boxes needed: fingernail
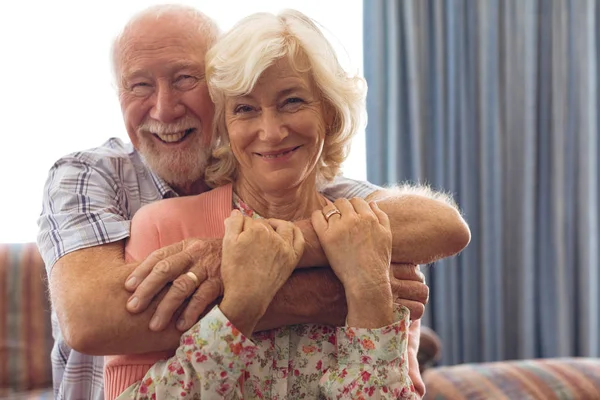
[127,296,139,310]
[126,277,138,289]
[150,315,161,331]
[231,209,240,216]
[177,318,186,330]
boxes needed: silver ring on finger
[323,208,342,222]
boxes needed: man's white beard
[139,142,211,190]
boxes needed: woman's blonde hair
[204,9,366,187]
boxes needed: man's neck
[173,179,211,196]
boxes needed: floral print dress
[117,196,417,400]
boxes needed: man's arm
[367,185,471,264]
[298,185,470,266]
[50,240,184,355]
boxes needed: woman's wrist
[345,283,395,329]
[220,293,269,337]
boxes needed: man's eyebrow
[122,62,205,80]
[170,61,205,72]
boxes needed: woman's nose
[258,109,288,143]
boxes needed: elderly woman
[106,10,446,399]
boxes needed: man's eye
[175,75,199,90]
[130,83,152,96]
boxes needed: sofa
[1,243,599,400]
[0,243,53,399]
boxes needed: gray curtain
[364,0,599,366]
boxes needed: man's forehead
[118,30,207,77]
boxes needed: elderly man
[37,4,469,400]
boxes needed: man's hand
[124,238,223,332]
[391,263,429,319]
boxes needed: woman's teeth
[260,148,298,158]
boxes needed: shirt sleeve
[320,306,419,399]
[36,156,130,272]
[320,176,381,201]
[117,306,258,400]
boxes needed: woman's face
[225,57,327,194]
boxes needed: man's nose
[258,110,288,143]
[149,83,186,123]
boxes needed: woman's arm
[117,306,258,399]
[320,305,418,399]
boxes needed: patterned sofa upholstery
[423,354,600,399]
[0,243,53,399]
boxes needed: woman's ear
[322,101,337,135]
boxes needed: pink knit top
[104,184,234,400]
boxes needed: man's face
[117,17,215,190]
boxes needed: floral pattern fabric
[118,306,416,399]
[117,195,417,399]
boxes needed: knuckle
[151,248,169,261]
[170,276,194,296]
[412,304,425,319]
[154,260,174,276]
[333,198,347,208]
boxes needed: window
[0,0,365,242]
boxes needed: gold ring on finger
[185,271,200,287]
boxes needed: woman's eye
[234,105,254,114]
[282,97,304,109]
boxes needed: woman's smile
[253,145,302,162]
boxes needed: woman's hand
[219,210,304,337]
[312,198,394,328]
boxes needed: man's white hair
[110,4,220,88]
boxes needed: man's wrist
[294,219,327,267]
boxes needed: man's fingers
[177,278,222,331]
[125,243,182,291]
[148,271,202,331]
[391,279,429,305]
[391,263,425,283]
[126,251,194,313]
[396,300,425,320]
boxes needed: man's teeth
[156,131,187,143]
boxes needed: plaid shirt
[37,137,379,400]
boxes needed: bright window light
[0,0,365,243]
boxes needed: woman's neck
[234,175,326,221]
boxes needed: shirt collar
[148,168,178,199]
